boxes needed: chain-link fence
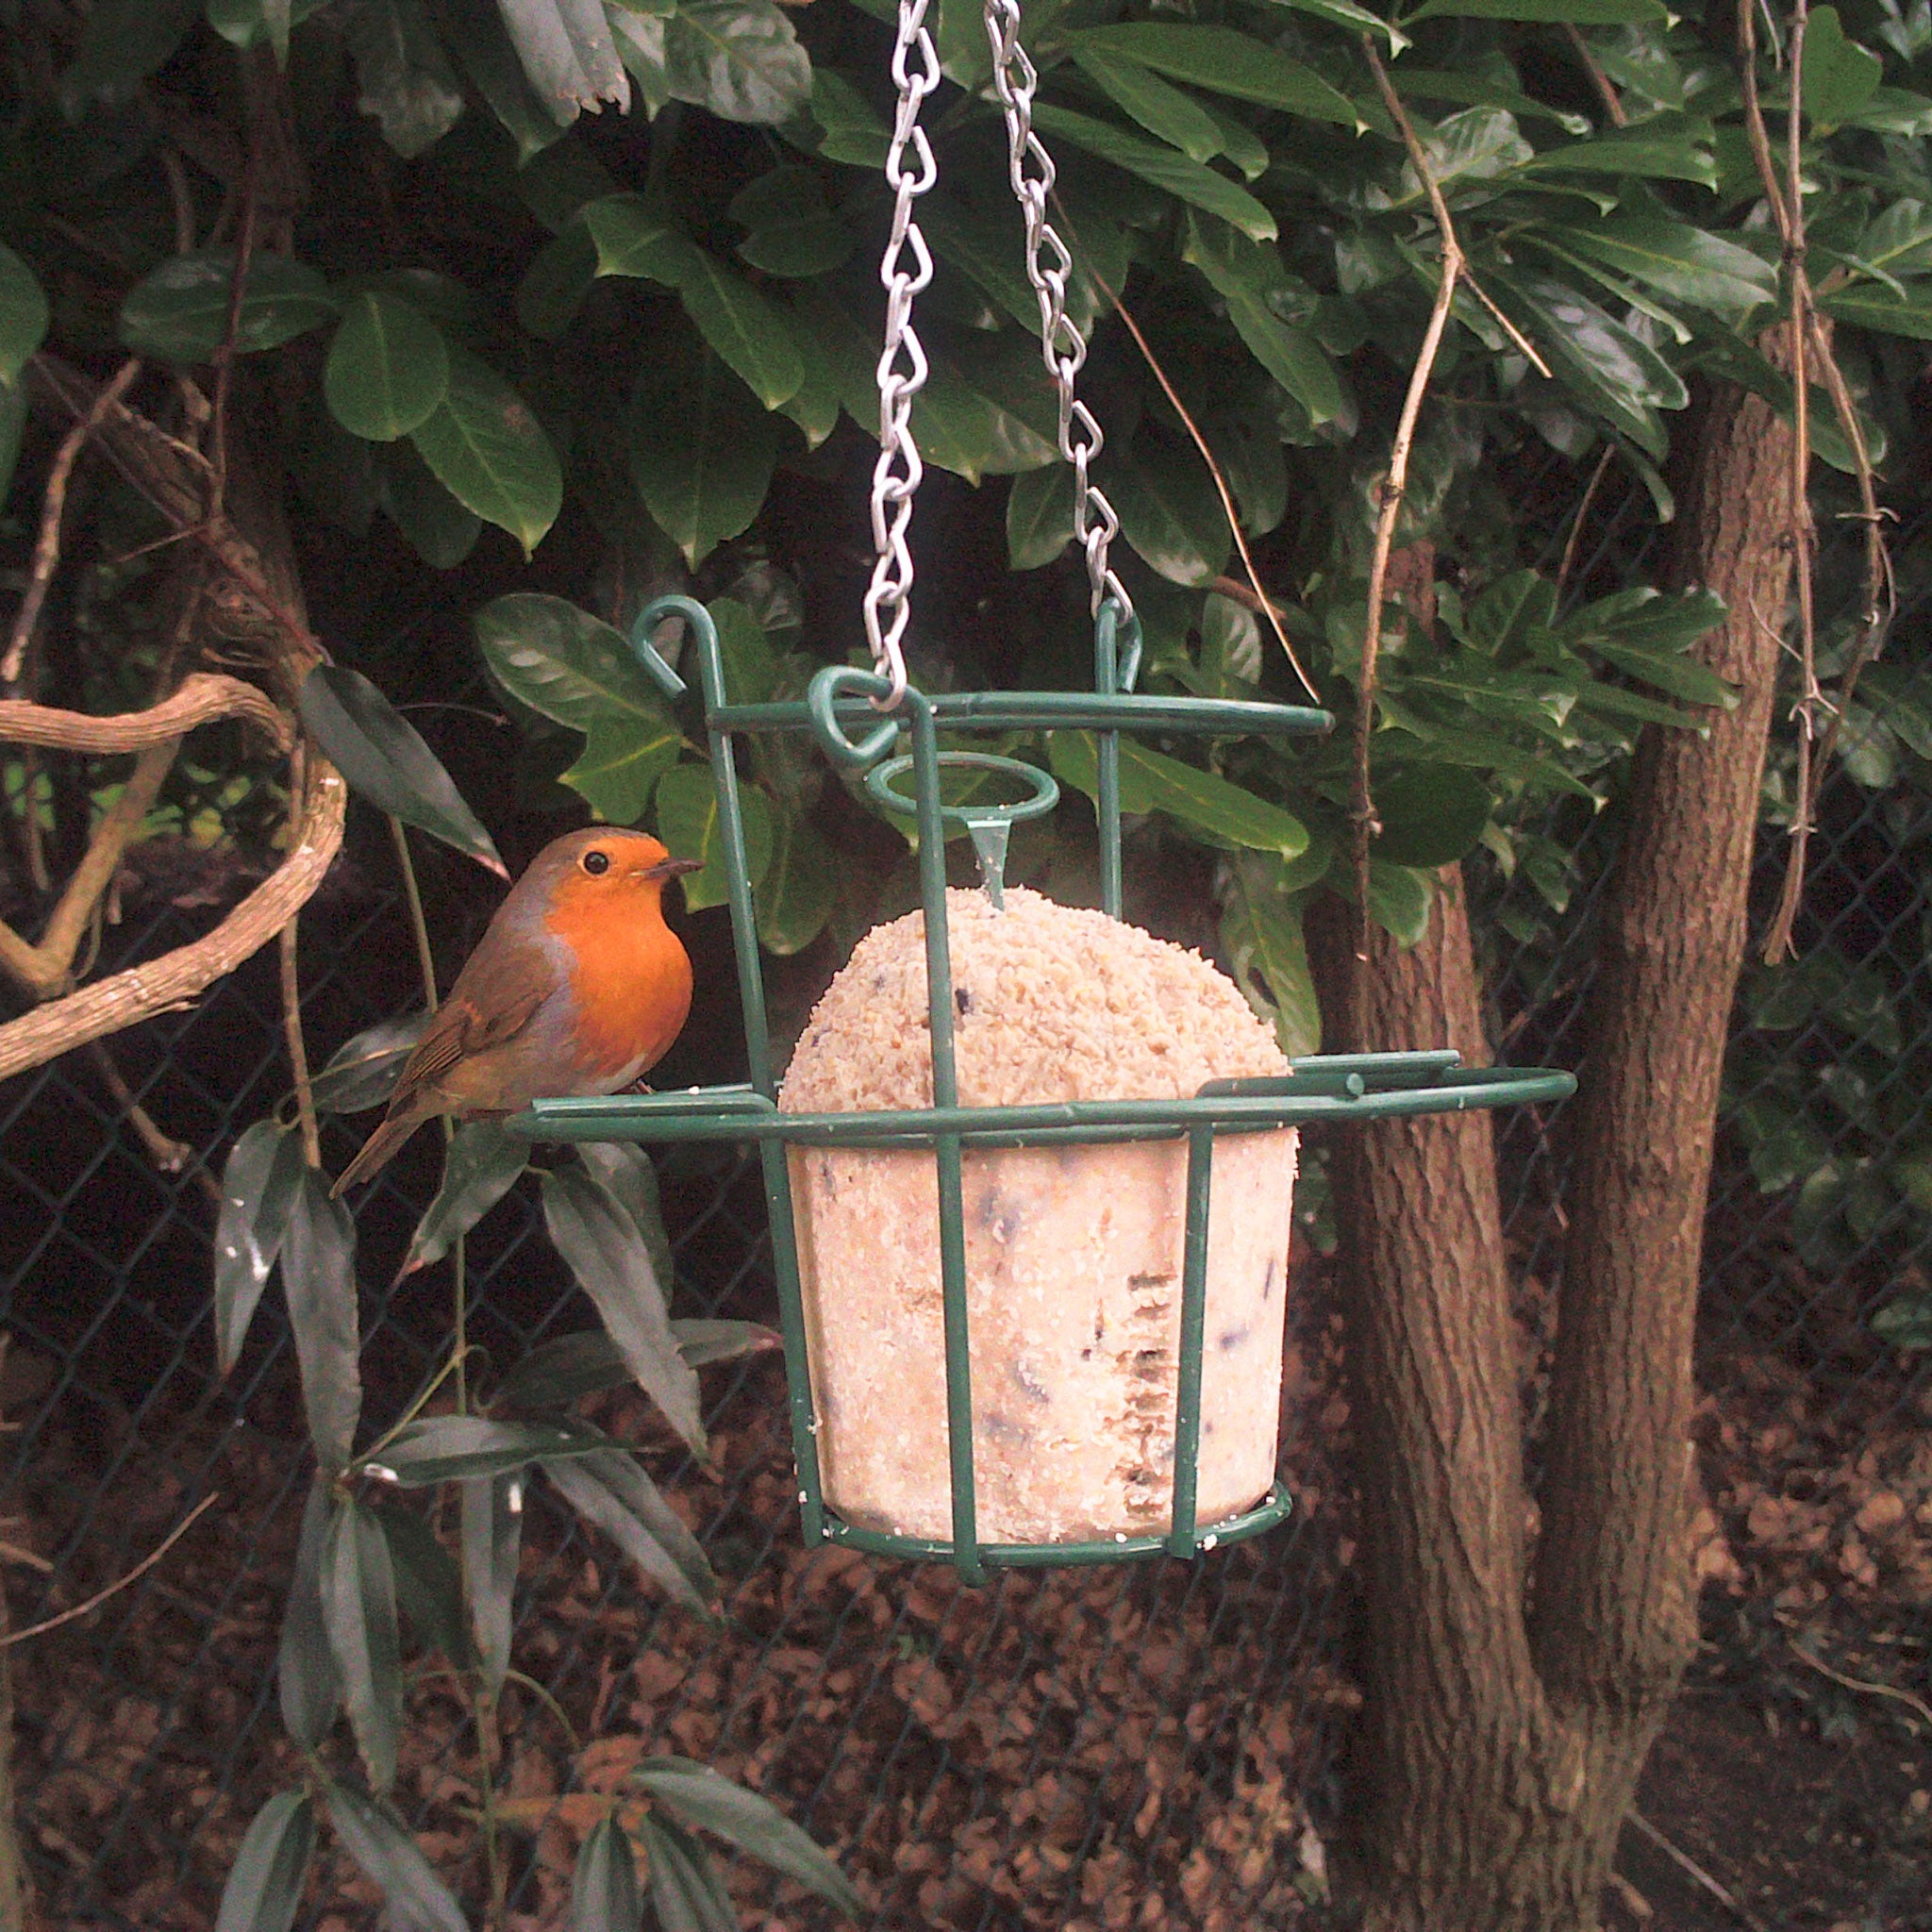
[4,639,1929,1928]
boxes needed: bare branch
[1563,23,1629,127]
[0,1494,219,1649]
[0,671,291,755]
[1556,445,1618,600]
[2,358,143,685]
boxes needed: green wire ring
[864,750,1061,830]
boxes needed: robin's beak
[647,856,704,881]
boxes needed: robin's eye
[582,849,610,876]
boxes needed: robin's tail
[330,1105,432,1199]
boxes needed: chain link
[861,0,942,710]
[984,0,1132,629]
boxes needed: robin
[331,827,701,1197]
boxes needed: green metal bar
[1095,602,1126,919]
[820,1482,1291,1569]
[517,1066,1578,1143]
[713,691,1331,738]
[629,597,828,1546]
[1167,1126,1214,1558]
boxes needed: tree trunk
[1307,366,1794,1929]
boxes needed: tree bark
[1307,372,1794,1927]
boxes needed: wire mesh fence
[3,641,1929,1927]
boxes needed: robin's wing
[389,926,559,1112]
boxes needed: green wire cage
[512,593,1575,1585]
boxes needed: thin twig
[1787,1634,1932,1730]
[1556,445,1618,601]
[0,1493,218,1648]
[1354,43,1466,1038]
[1627,1811,1772,1932]
[84,1039,222,1203]
[2,358,143,685]
[1047,194,1322,705]
[208,155,258,526]
[1563,23,1629,127]
[280,748,323,1170]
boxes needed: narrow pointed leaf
[572,1815,643,1932]
[1070,46,1225,163]
[1108,441,1231,587]
[375,1415,614,1484]
[279,1481,343,1750]
[380,441,483,567]
[325,291,450,441]
[324,1782,471,1932]
[409,348,562,556]
[582,194,704,284]
[397,1124,528,1278]
[574,1143,675,1286]
[322,1500,402,1793]
[299,665,506,875]
[120,250,337,364]
[639,1813,738,1932]
[1065,25,1357,125]
[215,1791,316,1932]
[312,1014,429,1115]
[677,254,803,409]
[541,1164,705,1453]
[442,0,569,160]
[282,1172,362,1471]
[633,1757,862,1913]
[1051,734,1307,859]
[756,805,837,956]
[460,1473,522,1697]
[373,1496,475,1669]
[541,1450,717,1613]
[215,1122,306,1374]
[0,244,49,386]
[1224,857,1323,1057]
[496,0,631,119]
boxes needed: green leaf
[324,291,450,441]
[541,1164,706,1454]
[215,1792,314,1932]
[119,250,337,364]
[58,0,195,114]
[1407,0,1664,19]
[672,1318,781,1366]
[1592,641,1736,708]
[1547,218,1775,315]
[1065,25,1357,126]
[1371,764,1491,867]
[1527,124,1718,190]
[442,0,570,160]
[496,0,631,120]
[409,347,563,556]
[572,1816,643,1932]
[282,1173,362,1472]
[729,168,853,278]
[581,193,703,284]
[803,69,890,167]
[324,1782,471,1932]
[1819,283,1932,341]
[1367,860,1433,946]
[215,1121,307,1375]
[629,337,780,566]
[341,0,466,158]
[678,254,803,409]
[1028,104,1277,242]
[656,762,774,912]
[0,244,49,386]
[475,593,683,824]
[575,1142,677,1292]
[460,1474,521,1699]
[1070,46,1225,163]
[299,665,507,875]
[633,1757,862,1913]
[396,1123,528,1279]
[322,1500,402,1793]
[1224,858,1322,1057]
[312,1014,429,1115]
[1802,8,1883,127]
[756,805,836,955]
[711,596,778,705]
[1051,735,1307,859]
[656,0,812,125]
[278,1482,343,1752]
[379,441,483,568]
[1007,465,1074,571]
[1181,217,1342,424]
[1266,0,1407,52]
[376,1415,611,1484]
[543,1450,718,1613]
[0,376,26,510]
[640,1813,737,1932]
[373,1497,475,1669]
[1108,440,1231,588]
[498,1324,776,1410]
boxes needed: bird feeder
[512,0,1574,1582]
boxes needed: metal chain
[984,0,1132,629]
[862,0,942,711]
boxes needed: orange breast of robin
[542,878,694,1083]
